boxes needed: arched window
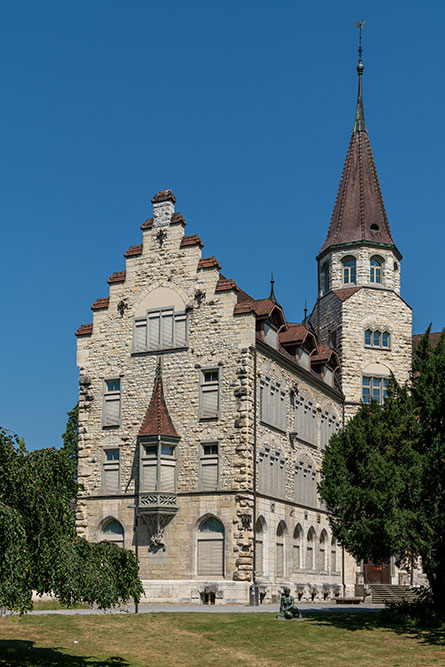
[102,519,124,546]
[320,263,330,295]
[319,529,328,572]
[293,524,303,572]
[342,257,356,285]
[276,521,287,578]
[255,517,266,577]
[331,536,338,573]
[370,256,383,284]
[306,527,315,570]
[197,517,224,578]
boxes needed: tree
[319,329,445,612]
[61,403,79,480]
[0,429,143,613]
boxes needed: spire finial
[353,19,366,133]
[269,270,277,304]
[303,300,308,326]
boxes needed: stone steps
[369,584,419,605]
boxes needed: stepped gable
[318,54,398,258]
[75,323,93,337]
[91,297,109,311]
[124,244,143,258]
[181,234,204,248]
[151,189,176,204]
[138,364,179,438]
[215,277,238,293]
[198,257,221,270]
[107,271,126,284]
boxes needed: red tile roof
[140,217,153,230]
[331,287,362,302]
[75,323,93,337]
[138,366,179,438]
[107,271,126,284]
[180,234,204,248]
[412,331,443,354]
[310,346,340,367]
[91,297,109,311]
[234,301,256,315]
[151,189,176,204]
[171,212,186,226]
[198,256,221,270]
[279,324,308,345]
[215,277,238,293]
[124,244,143,258]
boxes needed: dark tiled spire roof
[138,363,179,438]
[318,57,398,258]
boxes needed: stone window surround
[199,440,220,491]
[101,444,121,494]
[195,514,226,579]
[362,374,389,405]
[341,255,357,285]
[259,375,287,433]
[198,367,220,421]
[369,255,384,284]
[364,327,392,350]
[102,377,122,429]
[100,516,125,547]
[139,436,178,494]
[131,306,188,355]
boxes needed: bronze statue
[277,587,301,620]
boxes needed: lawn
[0,611,443,667]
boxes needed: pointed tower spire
[269,270,277,304]
[138,361,179,437]
[318,23,400,260]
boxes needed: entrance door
[363,561,390,584]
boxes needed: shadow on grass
[0,639,129,667]
[304,611,445,647]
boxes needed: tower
[310,34,412,420]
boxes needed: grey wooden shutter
[201,459,218,491]
[293,543,300,571]
[104,465,119,493]
[148,312,160,350]
[134,318,147,353]
[201,384,219,419]
[174,313,187,347]
[161,310,173,349]
[264,322,277,348]
[104,394,120,426]
[197,539,223,577]
[142,462,157,492]
[276,543,284,577]
[256,539,263,576]
[160,461,176,492]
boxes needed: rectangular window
[382,332,390,347]
[200,442,219,491]
[260,376,286,431]
[362,376,389,405]
[373,331,381,347]
[364,330,371,346]
[103,449,120,493]
[199,369,220,420]
[258,448,285,498]
[103,379,121,427]
[133,308,188,353]
[140,441,177,493]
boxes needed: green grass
[0,611,443,666]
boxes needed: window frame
[139,437,178,493]
[341,256,357,285]
[260,375,287,433]
[102,446,121,494]
[199,368,220,421]
[102,378,122,429]
[132,306,188,355]
[362,375,389,405]
[199,441,220,491]
[364,328,392,350]
[196,516,225,579]
[370,255,384,284]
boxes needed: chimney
[151,190,176,228]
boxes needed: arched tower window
[255,517,266,577]
[342,257,356,285]
[306,527,316,570]
[319,529,328,572]
[276,521,287,578]
[197,517,224,578]
[102,519,124,546]
[370,256,383,284]
[293,524,303,572]
[320,263,330,295]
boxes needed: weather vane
[354,19,365,64]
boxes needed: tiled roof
[171,212,186,225]
[140,217,153,230]
[151,190,176,204]
[311,345,338,365]
[234,301,256,315]
[318,69,398,258]
[138,365,179,438]
[412,331,443,354]
[107,271,126,284]
[180,234,204,248]
[279,324,308,345]
[75,323,93,337]
[198,256,221,270]
[215,277,238,293]
[331,287,362,302]
[91,297,109,311]
[124,244,143,258]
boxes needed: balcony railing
[138,492,178,514]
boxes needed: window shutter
[197,539,223,577]
[256,540,263,576]
[201,460,218,491]
[134,318,147,353]
[104,466,119,493]
[276,543,284,577]
[201,385,219,419]
[104,395,120,427]
[293,544,300,571]
[160,461,175,492]
[142,462,157,492]
[174,313,187,347]
[148,313,160,350]
[161,310,173,349]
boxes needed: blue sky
[1,1,443,450]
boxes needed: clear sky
[1,1,443,450]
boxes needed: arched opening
[342,256,356,285]
[293,524,303,572]
[276,521,287,578]
[370,256,383,284]
[319,529,328,572]
[306,527,316,570]
[331,536,338,573]
[102,518,124,546]
[255,517,266,578]
[320,263,330,295]
[197,516,224,578]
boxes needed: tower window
[362,376,389,404]
[320,263,330,295]
[370,256,383,284]
[370,224,380,231]
[364,329,391,350]
[342,257,356,285]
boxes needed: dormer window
[263,321,277,349]
[370,256,383,284]
[342,257,356,285]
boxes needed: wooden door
[363,561,390,584]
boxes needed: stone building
[74,54,423,602]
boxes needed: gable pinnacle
[269,270,277,304]
[353,19,366,134]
